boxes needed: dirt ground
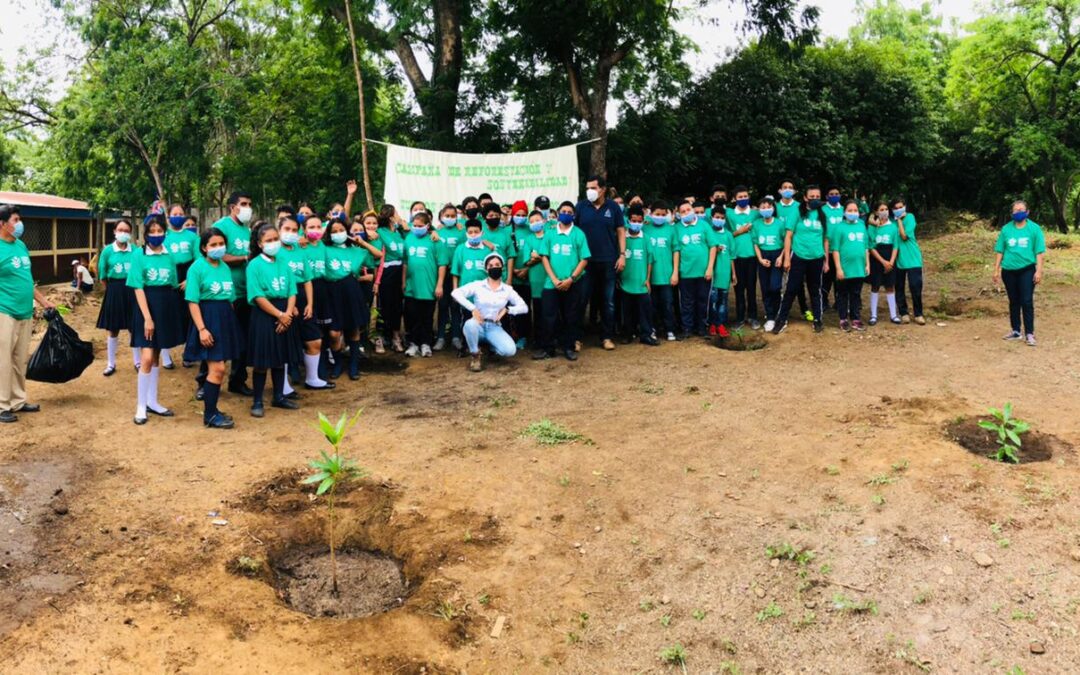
[2,218,1079,674]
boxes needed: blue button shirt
[573,198,625,263]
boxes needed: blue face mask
[557,213,574,225]
[184,226,198,233]
[827,195,841,206]
[628,222,643,233]
[680,213,697,225]
[467,235,482,245]
[759,208,775,219]
[11,220,24,239]
[1012,210,1029,223]
[207,246,226,261]
[529,222,544,233]
[735,198,750,208]
[331,231,348,245]
[650,215,667,226]
[440,217,456,227]
[892,207,906,219]
[808,199,822,210]
[780,189,795,200]
[844,213,860,222]
[146,234,166,248]
[168,215,187,228]
[296,213,308,225]
[512,216,527,226]
[280,231,300,246]
[712,218,726,230]
[412,226,429,237]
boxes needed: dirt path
[1,226,1078,674]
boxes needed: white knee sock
[869,292,879,320]
[282,365,295,396]
[886,293,898,319]
[304,354,327,387]
[147,366,167,413]
[161,350,174,367]
[134,348,141,368]
[136,371,149,419]
[107,336,118,368]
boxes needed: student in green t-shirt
[279,215,334,391]
[164,204,201,369]
[752,196,786,332]
[775,185,829,335]
[374,212,406,354]
[355,212,386,353]
[775,178,811,321]
[820,185,846,310]
[183,227,241,429]
[646,200,678,340]
[211,190,255,394]
[619,205,658,345]
[481,202,516,278]
[129,215,183,425]
[828,200,870,332]
[245,222,298,418]
[96,218,137,376]
[728,185,759,328]
[993,200,1046,346]
[673,200,716,338]
[514,211,549,348]
[534,201,590,361]
[706,209,736,338]
[507,200,532,349]
[866,201,901,326]
[892,196,925,326]
[322,218,369,379]
[433,203,466,351]
[402,212,447,357]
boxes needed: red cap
[512,200,528,215]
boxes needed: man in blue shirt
[574,175,626,351]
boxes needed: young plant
[979,402,1031,463]
[658,643,687,670]
[301,410,369,596]
[521,419,586,445]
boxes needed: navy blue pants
[1001,265,1035,335]
[622,292,654,339]
[778,255,824,324]
[757,250,784,320]
[651,285,676,335]
[836,278,863,322]
[583,260,618,340]
[733,257,758,322]
[541,283,584,352]
[895,267,924,318]
[679,277,710,335]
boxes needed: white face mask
[586,188,600,202]
[237,206,253,224]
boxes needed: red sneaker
[717,325,730,338]
[708,325,717,336]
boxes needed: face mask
[467,235,482,246]
[877,212,889,222]
[306,229,323,242]
[487,266,503,280]
[296,213,308,225]
[735,198,750,208]
[412,226,429,237]
[712,218,726,230]
[281,231,300,246]
[1012,210,1029,223]
[10,220,24,239]
[680,213,696,225]
[115,232,131,244]
[537,209,550,220]
[237,206,253,224]
[844,213,860,222]
[168,215,187,228]
[331,231,348,245]
[780,189,795,200]
[557,213,574,225]
[512,216,527,226]
[146,234,166,248]
[627,222,643,234]
[808,199,822,210]
[262,241,282,257]
[892,207,906,219]
[465,208,479,219]
[586,188,600,202]
[650,215,666,225]
[184,226,198,234]
[759,208,775,219]
[529,222,544,233]
[827,195,841,206]
[351,230,365,241]
[440,217,456,227]
[207,246,227,261]
[484,217,501,228]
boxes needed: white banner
[382,142,580,212]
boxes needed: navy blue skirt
[327,276,369,333]
[96,278,134,332]
[184,300,242,363]
[312,278,333,326]
[248,297,302,369]
[131,285,184,349]
[294,290,323,343]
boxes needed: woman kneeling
[450,253,529,372]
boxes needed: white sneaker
[666,332,676,342]
[420,344,433,357]
[750,319,762,330]
[764,320,775,332]
[433,337,446,351]
[405,343,419,357]
[451,337,463,351]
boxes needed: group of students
[91,178,1046,429]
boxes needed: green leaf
[1011,421,1030,434]
[302,471,330,484]
[316,476,335,495]
[1005,429,1021,446]
[977,421,999,431]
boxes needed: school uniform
[776,199,810,316]
[619,233,654,340]
[403,233,447,348]
[995,220,1046,336]
[304,241,332,326]
[0,237,35,415]
[894,213,924,319]
[515,233,549,344]
[376,228,405,337]
[539,225,591,354]
[279,244,321,343]
[435,226,465,344]
[707,225,735,328]
[647,221,677,337]
[776,209,827,326]
[868,222,898,290]
[212,215,252,389]
[820,203,846,306]
[481,226,516,282]
[728,207,760,323]
[246,253,299,369]
[828,220,869,323]
[674,217,712,336]
[752,217,785,320]
[323,243,367,334]
[96,242,135,332]
[183,256,241,364]
[128,247,184,349]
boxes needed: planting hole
[944,418,1063,464]
[272,547,411,619]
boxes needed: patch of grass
[824,465,841,476]
[913,589,932,605]
[577,612,589,628]
[433,599,463,621]
[793,610,817,628]
[557,474,571,487]
[1010,609,1035,622]
[488,394,517,408]
[765,542,815,566]
[639,599,655,612]
[891,459,910,472]
[866,473,896,487]
[719,662,741,674]
[658,643,687,667]
[659,614,672,627]
[566,631,580,644]
[819,563,833,575]
[635,383,665,395]
[832,593,879,615]
[477,593,491,606]
[871,494,886,507]
[756,602,784,622]
[691,608,706,621]
[892,639,931,672]
[233,555,263,576]
[522,419,587,445]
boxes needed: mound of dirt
[272,547,409,618]
[716,332,768,351]
[944,418,1068,464]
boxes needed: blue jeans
[583,260,617,340]
[757,250,784,320]
[1001,265,1035,334]
[463,318,517,357]
[708,287,729,328]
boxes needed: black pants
[1001,265,1035,335]
[778,256,824,324]
[733,257,758,322]
[836,278,863,322]
[678,277,710,335]
[651,285,676,335]
[757,250,784,320]
[404,297,435,347]
[229,299,251,388]
[821,262,837,308]
[511,284,532,342]
[622,292,654,338]
[378,265,404,336]
[541,283,584,352]
[583,260,618,340]
[895,267,924,318]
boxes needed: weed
[636,383,665,395]
[793,610,817,628]
[979,402,1031,463]
[488,394,517,408]
[756,602,784,622]
[639,599,655,612]
[719,662,741,674]
[871,494,886,506]
[463,529,472,543]
[1007,666,1026,675]
[702,401,713,411]
[659,614,672,627]
[658,643,687,669]
[866,473,895,486]
[577,612,589,628]
[692,608,706,621]
[832,593,879,615]
[824,465,841,476]
[892,639,931,672]
[566,631,580,644]
[891,459,910,472]
[477,594,491,606]
[434,599,461,621]
[558,474,571,487]
[913,589,932,605]
[233,555,262,576]
[1010,609,1035,621]
[522,419,587,445]
[765,542,815,566]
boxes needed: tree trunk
[427,0,465,149]
[343,0,375,211]
[587,107,609,178]
[1048,178,1069,233]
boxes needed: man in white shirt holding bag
[451,253,528,372]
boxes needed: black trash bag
[26,309,95,383]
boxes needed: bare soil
[2,223,1080,674]
[272,548,408,618]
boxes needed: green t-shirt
[517,234,548,299]
[380,229,405,264]
[127,247,179,289]
[728,207,759,259]
[165,228,200,266]
[0,238,34,320]
[995,221,1046,270]
[246,254,297,304]
[787,210,826,260]
[821,204,846,236]
[776,200,801,230]
[895,214,923,269]
[620,234,652,295]
[452,243,491,287]
[540,226,591,290]
[403,234,446,300]
[829,220,869,279]
[646,223,676,286]
[482,226,516,260]
[98,243,134,280]
[674,219,711,278]
[305,242,328,280]
[213,216,251,294]
[184,257,236,303]
[708,226,735,290]
[869,221,899,248]
[278,244,312,284]
[751,217,785,252]
[357,238,384,273]
[438,225,465,256]
[323,244,361,281]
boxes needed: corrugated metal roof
[0,191,92,210]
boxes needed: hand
[373,283,380,295]
[514,269,527,280]
[865,264,870,277]
[836,268,845,281]
[732,274,738,286]
[483,240,496,250]
[557,278,572,291]
[645,282,651,293]
[529,250,539,261]
[278,312,292,328]
[704,268,713,281]
[434,286,443,300]
[883,262,893,273]
[180,281,187,292]
[275,321,289,334]
[368,230,379,241]
[430,231,441,243]
[199,327,215,348]
[1034,269,1042,285]
[670,273,679,286]
[144,317,155,341]
[759,258,771,268]
[783,257,791,271]
[346,180,358,195]
[495,309,507,323]
[823,260,830,275]
[614,256,626,272]
[992,269,1001,284]
[303,305,313,320]
[472,309,483,323]
[291,306,300,317]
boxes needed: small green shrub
[521,419,586,445]
[979,402,1030,463]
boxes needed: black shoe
[182,360,195,368]
[284,391,301,401]
[640,336,660,346]
[18,403,40,413]
[195,386,205,401]
[133,416,148,425]
[147,407,174,417]
[771,322,787,335]
[204,413,235,429]
[271,398,300,410]
[304,381,336,390]
[349,372,360,381]
[813,321,824,333]
[103,365,116,377]
[531,349,553,360]
[564,349,578,361]
[677,332,690,341]
[250,404,265,418]
[0,411,16,423]
[162,362,175,370]
[228,383,254,396]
